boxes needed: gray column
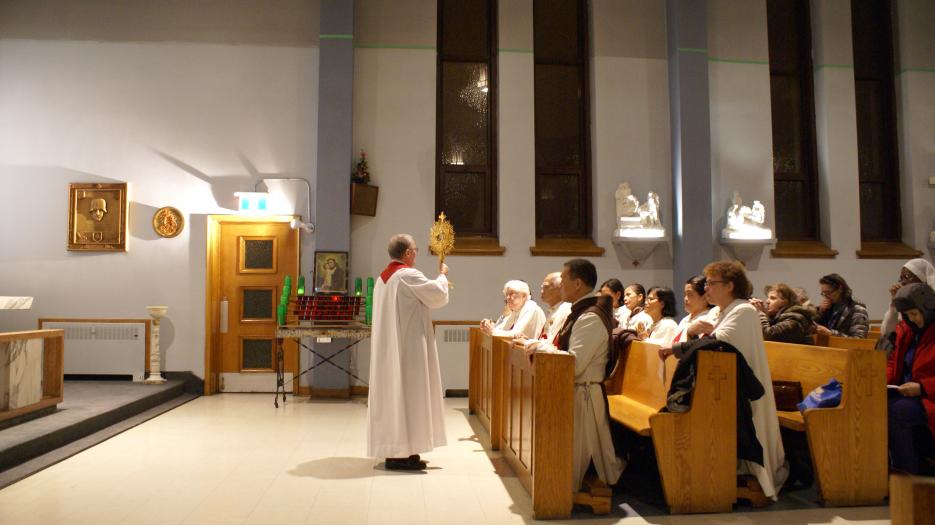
[307,0,355,394]
[667,0,715,303]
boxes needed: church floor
[0,395,890,525]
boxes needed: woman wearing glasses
[658,260,788,501]
[881,259,935,340]
[815,273,870,339]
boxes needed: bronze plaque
[67,183,128,251]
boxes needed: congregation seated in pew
[881,258,935,340]
[521,259,625,492]
[816,273,870,339]
[620,283,652,334]
[671,275,713,344]
[752,282,817,345]
[538,271,571,343]
[659,260,789,501]
[886,283,935,475]
[643,286,678,343]
[479,280,545,338]
[599,278,628,327]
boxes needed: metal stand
[274,324,371,407]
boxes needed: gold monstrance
[430,212,455,286]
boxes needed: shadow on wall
[0,165,123,262]
[149,148,247,212]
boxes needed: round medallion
[152,206,184,238]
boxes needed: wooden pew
[606,341,739,513]
[890,473,935,525]
[814,333,877,351]
[764,341,887,505]
[500,343,575,519]
[468,328,510,450]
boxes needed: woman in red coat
[887,283,935,474]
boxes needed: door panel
[218,221,298,392]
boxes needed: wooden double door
[207,217,299,393]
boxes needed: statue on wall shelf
[722,191,772,240]
[614,182,665,239]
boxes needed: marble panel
[0,338,43,410]
[0,296,33,310]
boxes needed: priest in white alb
[367,233,449,470]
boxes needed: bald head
[540,271,563,307]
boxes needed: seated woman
[753,283,816,344]
[881,259,935,339]
[887,283,935,474]
[644,286,678,343]
[672,275,712,344]
[599,278,627,326]
[815,273,869,339]
[622,283,652,335]
[480,280,546,338]
[658,261,788,500]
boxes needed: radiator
[435,325,470,392]
[40,320,147,381]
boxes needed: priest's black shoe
[385,456,427,470]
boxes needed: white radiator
[40,321,147,381]
[435,325,470,392]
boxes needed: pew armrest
[777,410,805,431]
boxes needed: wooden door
[216,219,299,392]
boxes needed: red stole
[380,261,409,283]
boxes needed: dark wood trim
[530,237,605,257]
[308,387,352,399]
[433,320,483,327]
[856,241,923,259]
[771,240,838,258]
[450,235,505,255]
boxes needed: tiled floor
[0,395,890,524]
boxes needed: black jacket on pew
[666,337,765,466]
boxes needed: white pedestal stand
[145,306,168,384]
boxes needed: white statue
[723,191,772,240]
[638,192,661,229]
[615,182,640,218]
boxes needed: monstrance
[430,212,455,286]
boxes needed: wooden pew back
[766,341,849,396]
[814,333,877,351]
[614,341,674,408]
[501,343,575,519]
[764,341,888,505]
[468,329,510,450]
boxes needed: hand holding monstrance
[430,212,455,287]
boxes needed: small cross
[708,365,728,401]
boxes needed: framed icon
[67,183,128,251]
[313,251,348,294]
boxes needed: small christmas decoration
[352,150,371,184]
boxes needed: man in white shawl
[660,260,788,500]
[539,271,572,343]
[519,259,625,491]
[367,233,449,470]
[480,280,546,338]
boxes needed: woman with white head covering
[480,280,546,338]
[881,259,935,338]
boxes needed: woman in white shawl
[881,259,935,338]
[672,275,713,344]
[658,261,788,500]
[480,280,546,338]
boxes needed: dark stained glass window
[533,0,590,238]
[436,0,497,237]
[767,0,821,241]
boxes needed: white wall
[0,1,320,379]
[707,0,934,315]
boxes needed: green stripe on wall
[900,67,935,74]
[708,57,769,65]
[499,48,534,54]
[677,47,708,54]
[354,43,436,50]
[320,34,353,40]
